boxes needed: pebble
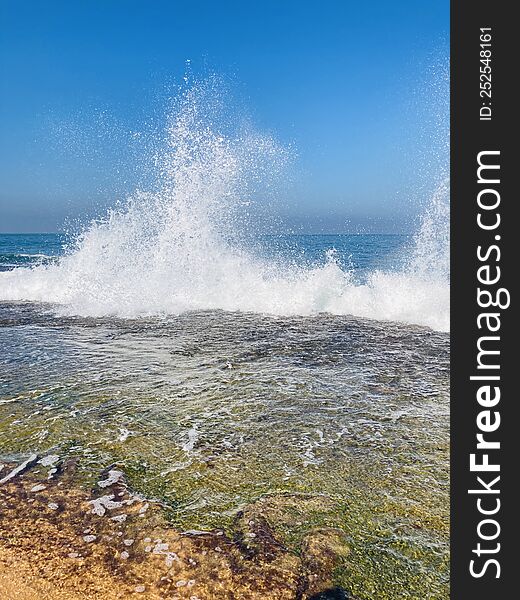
[120,551,129,560]
[118,428,131,442]
[30,484,46,492]
[111,514,127,523]
[98,470,125,489]
[39,455,59,467]
[48,502,59,511]
[124,539,134,546]
[165,552,179,567]
[88,494,124,516]
[134,585,146,593]
[83,535,97,543]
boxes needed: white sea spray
[0,78,449,331]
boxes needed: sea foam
[0,79,449,331]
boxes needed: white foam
[182,426,199,453]
[0,79,449,331]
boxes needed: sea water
[0,78,449,598]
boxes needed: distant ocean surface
[0,233,66,270]
[0,232,410,273]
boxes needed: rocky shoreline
[0,455,353,599]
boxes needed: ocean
[0,81,449,598]
[0,231,450,597]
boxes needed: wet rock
[0,454,38,484]
[234,512,287,560]
[98,469,125,489]
[30,484,47,492]
[88,494,125,516]
[0,473,339,600]
[301,528,351,597]
[39,454,60,467]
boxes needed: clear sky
[0,0,449,234]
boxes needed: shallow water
[0,302,449,598]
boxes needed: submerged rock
[0,461,354,599]
[301,528,351,597]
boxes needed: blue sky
[0,0,448,233]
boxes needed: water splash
[0,79,449,331]
[409,176,450,279]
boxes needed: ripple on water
[0,303,449,598]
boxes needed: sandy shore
[0,550,128,600]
